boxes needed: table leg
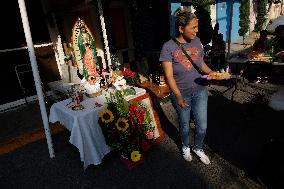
[231,77,238,101]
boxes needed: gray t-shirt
[159,38,206,95]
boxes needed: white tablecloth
[49,87,146,169]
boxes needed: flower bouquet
[98,90,154,165]
[122,68,139,86]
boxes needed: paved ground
[0,100,261,189]
[1,79,283,188]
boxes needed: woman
[159,10,214,165]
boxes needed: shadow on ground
[206,90,284,189]
[153,84,284,189]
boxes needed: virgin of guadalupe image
[72,18,100,86]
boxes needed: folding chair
[15,64,47,104]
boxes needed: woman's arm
[162,61,188,108]
[200,58,213,74]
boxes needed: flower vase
[118,154,145,169]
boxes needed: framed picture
[131,93,165,144]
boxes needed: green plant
[255,0,268,32]
[193,1,214,45]
[239,0,250,44]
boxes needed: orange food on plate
[208,72,231,80]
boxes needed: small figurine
[112,75,127,91]
[81,77,101,96]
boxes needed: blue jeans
[170,88,208,150]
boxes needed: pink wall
[249,0,257,32]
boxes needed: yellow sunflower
[115,117,129,131]
[131,151,141,162]
[99,109,114,124]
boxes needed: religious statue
[72,18,102,95]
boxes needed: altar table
[49,87,162,169]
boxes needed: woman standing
[159,10,214,165]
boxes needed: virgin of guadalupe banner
[72,18,100,85]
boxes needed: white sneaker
[182,146,192,162]
[254,77,261,83]
[192,148,210,165]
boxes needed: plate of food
[248,51,273,63]
[202,72,231,80]
[196,72,233,86]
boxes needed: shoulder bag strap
[172,38,203,74]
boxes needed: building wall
[211,3,217,28]
[216,0,240,42]
[0,0,59,105]
[231,1,240,41]
[249,0,256,33]
[170,1,240,42]
[104,0,135,65]
[268,1,284,20]
[170,2,181,37]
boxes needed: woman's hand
[208,71,218,75]
[177,96,189,109]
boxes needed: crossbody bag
[172,38,204,75]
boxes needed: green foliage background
[255,0,268,32]
[238,0,250,36]
[192,0,214,45]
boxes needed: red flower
[129,116,134,123]
[146,131,154,140]
[137,109,145,124]
[129,104,137,114]
[139,108,145,116]
[129,72,135,78]
[137,115,144,124]
[123,68,136,78]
